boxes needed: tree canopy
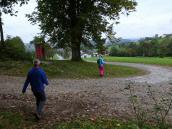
[0,36,33,60]
[28,0,137,61]
[109,34,172,57]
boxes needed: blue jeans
[33,91,46,114]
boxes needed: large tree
[0,0,28,47]
[28,0,137,61]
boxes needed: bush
[0,36,34,61]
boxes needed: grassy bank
[0,60,145,78]
[0,111,34,129]
[1,111,171,129]
[53,119,157,129]
[87,57,172,66]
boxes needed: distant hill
[25,43,35,52]
[118,38,140,44]
[105,38,140,46]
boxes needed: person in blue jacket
[22,59,48,120]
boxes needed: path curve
[1,62,172,124]
[105,62,172,84]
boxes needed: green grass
[0,60,145,78]
[0,111,34,129]
[87,57,172,66]
[1,111,171,129]
[0,111,162,129]
[53,119,159,129]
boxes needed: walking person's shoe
[34,112,42,120]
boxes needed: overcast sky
[2,0,172,43]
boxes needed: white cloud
[113,0,172,38]
[2,0,40,43]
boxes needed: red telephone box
[35,44,45,59]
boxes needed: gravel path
[106,62,172,84]
[1,62,172,126]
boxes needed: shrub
[0,36,33,61]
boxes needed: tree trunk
[69,0,82,61]
[0,15,5,47]
[71,43,81,61]
[70,29,82,61]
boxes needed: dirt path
[106,62,172,84]
[1,62,172,127]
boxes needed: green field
[0,60,145,78]
[87,57,172,66]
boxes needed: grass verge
[0,60,145,78]
[0,111,34,129]
[0,111,169,129]
[53,119,158,129]
[87,57,172,66]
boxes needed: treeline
[0,35,63,61]
[109,34,172,57]
[0,36,34,60]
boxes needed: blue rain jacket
[22,67,48,93]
